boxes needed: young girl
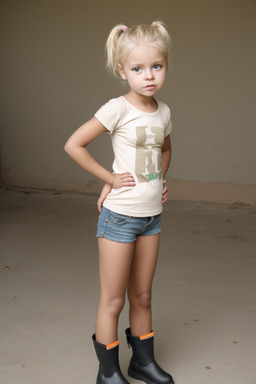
[65,21,174,384]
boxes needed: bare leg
[95,238,134,345]
[128,234,160,336]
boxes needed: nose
[144,69,154,80]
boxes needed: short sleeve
[159,102,172,137]
[94,98,124,134]
[165,108,172,137]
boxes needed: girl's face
[118,43,167,99]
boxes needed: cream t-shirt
[94,96,172,217]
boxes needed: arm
[161,134,172,178]
[64,116,135,189]
[97,183,112,213]
[161,135,172,203]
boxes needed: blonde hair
[106,21,171,77]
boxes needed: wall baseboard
[166,178,256,206]
[2,177,256,206]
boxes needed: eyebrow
[129,59,165,66]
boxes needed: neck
[124,92,158,112]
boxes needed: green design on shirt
[145,171,162,181]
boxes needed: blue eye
[132,67,141,73]
[153,64,161,70]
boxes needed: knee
[128,291,152,309]
[102,295,125,318]
[109,296,126,317]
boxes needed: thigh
[128,234,160,296]
[98,238,135,299]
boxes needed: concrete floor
[0,187,256,384]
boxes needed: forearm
[65,145,114,186]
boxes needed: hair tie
[122,26,128,31]
[151,22,158,26]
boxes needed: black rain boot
[125,328,174,384]
[92,334,130,384]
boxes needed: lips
[145,85,156,89]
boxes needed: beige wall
[1,0,256,204]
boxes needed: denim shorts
[96,207,162,243]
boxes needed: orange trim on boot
[106,339,119,350]
[140,331,154,341]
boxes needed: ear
[118,64,127,80]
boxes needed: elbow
[64,141,71,155]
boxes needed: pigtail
[106,24,128,76]
[151,20,171,50]
[150,20,171,67]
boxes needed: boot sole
[128,368,153,384]
[128,368,174,384]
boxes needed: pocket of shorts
[108,212,129,225]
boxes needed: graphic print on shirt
[135,126,164,183]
